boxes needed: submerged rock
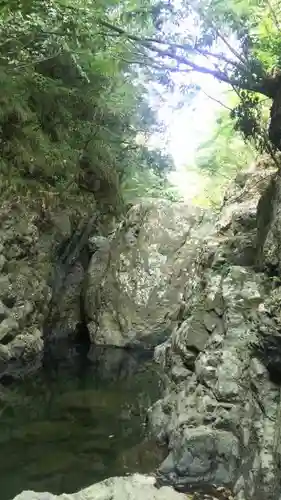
[12,474,187,500]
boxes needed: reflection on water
[0,345,166,500]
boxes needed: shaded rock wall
[147,161,281,500]
[0,207,52,379]
[0,204,100,380]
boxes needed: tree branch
[195,47,247,71]
[98,19,274,98]
[143,44,269,94]
[265,0,280,30]
[100,20,246,71]
[200,89,233,111]
[211,27,248,66]
[121,59,192,73]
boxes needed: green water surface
[0,348,166,500]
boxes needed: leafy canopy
[1,0,281,217]
[97,0,281,151]
[0,0,176,215]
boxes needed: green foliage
[2,0,281,217]
[121,166,182,203]
[252,0,281,71]
[0,0,176,217]
[94,0,281,154]
[191,106,256,207]
[196,109,256,177]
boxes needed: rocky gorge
[3,156,281,500]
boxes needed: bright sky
[150,73,226,201]
[168,80,222,165]
[168,76,224,200]
[147,1,234,201]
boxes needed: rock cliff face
[0,203,99,379]
[84,199,214,347]
[6,157,281,500]
[0,205,52,379]
[147,161,281,500]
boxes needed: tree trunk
[269,83,281,151]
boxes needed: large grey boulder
[84,199,214,347]
[12,474,187,500]
[150,267,281,498]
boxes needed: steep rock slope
[148,160,281,500]
[84,199,214,347]
[0,201,102,379]
[0,204,55,379]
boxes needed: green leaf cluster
[191,104,256,207]
[0,0,176,216]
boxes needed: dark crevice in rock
[42,222,95,369]
[2,296,16,309]
[254,336,281,385]
[256,175,277,269]
[0,334,14,345]
[264,262,280,278]
[0,373,15,386]
[74,289,91,349]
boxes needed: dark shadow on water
[0,342,166,500]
